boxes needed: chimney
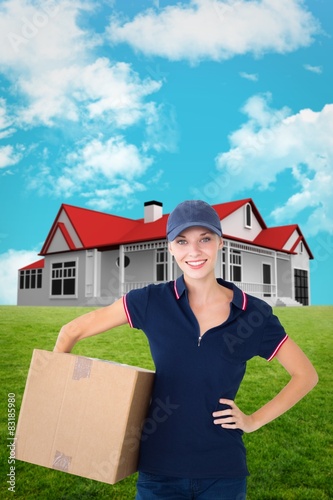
[144,200,163,223]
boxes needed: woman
[54,200,318,500]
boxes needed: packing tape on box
[53,451,72,472]
[72,357,92,380]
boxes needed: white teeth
[187,260,205,266]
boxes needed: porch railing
[123,282,155,294]
[236,282,277,298]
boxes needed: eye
[201,237,211,243]
[175,239,187,245]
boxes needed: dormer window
[245,203,252,228]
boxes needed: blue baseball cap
[167,200,222,241]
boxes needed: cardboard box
[15,349,154,484]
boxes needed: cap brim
[167,222,222,241]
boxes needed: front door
[294,269,309,305]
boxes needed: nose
[188,242,201,257]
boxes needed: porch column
[167,245,173,281]
[274,252,277,298]
[290,260,295,301]
[119,245,125,296]
[92,249,98,297]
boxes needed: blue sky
[0,0,332,305]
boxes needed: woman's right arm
[53,297,128,353]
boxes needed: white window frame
[245,203,252,229]
[50,258,78,299]
[230,249,242,282]
[155,248,168,282]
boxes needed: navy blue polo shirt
[123,276,288,479]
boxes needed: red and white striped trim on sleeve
[267,335,289,362]
[122,295,133,328]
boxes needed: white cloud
[143,102,179,153]
[0,0,93,71]
[0,98,12,129]
[304,64,322,74]
[0,1,162,130]
[16,58,161,127]
[0,0,169,208]
[0,1,107,126]
[239,72,258,82]
[70,136,153,180]
[17,65,81,125]
[0,97,17,140]
[79,58,162,126]
[204,95,333,236]
[0,248,40,305]
[0,129,16,140]
[85,180,147,211]
[107,0,320,63]
[28,135,154,205]
[0,145,23,168]
[271,158,333,236]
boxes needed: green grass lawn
[1,305,332,499]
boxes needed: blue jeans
[135,472,247,499]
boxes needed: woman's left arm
[213,338,319,433]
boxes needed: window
[156,249,168,282]
[116,255,130,268]
[51,261,76,296]
[230,250,242,282]
[20,269,42,290]
[294,269,309,306]
[245,203,252,228]
[263,263,272,297]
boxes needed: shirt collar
[174,275,247,311]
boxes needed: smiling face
[168,226,223,281]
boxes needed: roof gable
[40,204,140,255]
[213,198,266,229]
[216,198,266,241]
[44,223,77,253]
[254,225,313,258]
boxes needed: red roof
[64,205,140,247]
[19,259,45,271]
[254,225,313,258]
[118,214,169,244]
[40,204,140,254]
[37,199,312,259]
[254,225,298,249]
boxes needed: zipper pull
[198,335,202,347]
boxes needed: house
[17,198,313,307]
